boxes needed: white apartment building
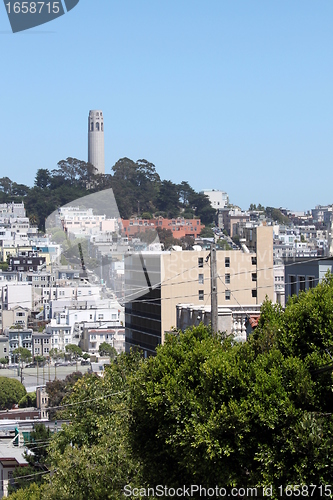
[80,323,125,354]
[58,206,119,238]
[46,302,123,352]
[201,189,229,209]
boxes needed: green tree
[188,191,216,225]
[265,206,290,225]
[98,342,117,360]
[43,353,143,500]
[34,356,45,365]
[155,227,178,249]
[0,377,26,409]
[0,261,9,271]
[13,347,32,365]
[9,424,52,495]
[35,169,51,189]
[46,372,83,420]
[156,180,180,217]
[7,483,44,500]
[199,226,214,238]
[111,157,161,217]
[178,180,195,207]
[18,392,36,408]
[129,322,333,496]
[65,344,82,361]
[179,235,195,249]
[217,238,231,250]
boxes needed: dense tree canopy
[9,424,52,495]
[0,377,26,410]
[7,274,333,498]
[98,342,117,359]
[40,353,142,500]
[1,156,216,231]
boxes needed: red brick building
[121,217,205,239]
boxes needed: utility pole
[210,243,218,335]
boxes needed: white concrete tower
[88,110,105,174]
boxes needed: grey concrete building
[284,257,333,301]
[88,110,105,174]
[32,333,51,358]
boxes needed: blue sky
[1,1,332,211]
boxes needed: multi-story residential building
[121,217,205,240]
[312,205,332,226]
[0,283,32,313]
[284,257,333,301]
[0,446,28,498]
[43,284,103,320]
[46,301,123,352]
[32,333,51,358]
[80,324,125,354]
[8,253,46,272]
[2,306,30,331]
[58,206,119,238]
[4,327,33,363]
[125,226,273,356]
[36,386,49,420]
[220,210,250,237]
[201,189,229,209]
[0,202,26,218]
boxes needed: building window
[252,273,257,282]
[225,290,231,300]
[198,258,203,268]
[96,122,100,131]
[198,274,204,284]
[225,273,230,284]
[252,256,257,265]
[252,289,257,298]
[308,276,315,289]
[299,275,305,292]
[199,290,204,300]
[225,257,230,268]
[90,122,94,131]
[290,275,296,296]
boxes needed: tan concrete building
[220,209,250,237]
[125,226,273,355]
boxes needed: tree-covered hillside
[0,157,215,231]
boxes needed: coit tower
[88,110,105,174]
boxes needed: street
[0,364,90,392]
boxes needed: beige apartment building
[125,226,273,355]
